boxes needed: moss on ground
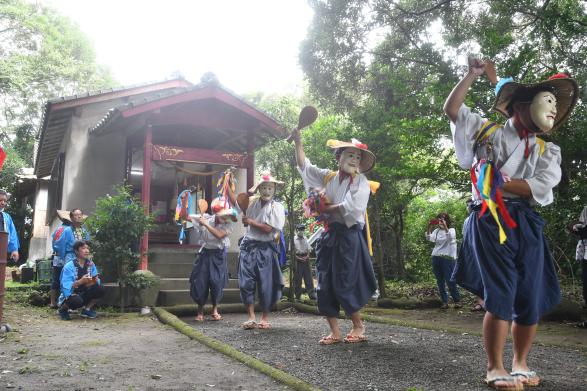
[153,307,320,391]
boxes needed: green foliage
[1,0,113,135]
[1,0,114,262]
[300,0,587,281]
[85,185,152,289]
[125,269,160,290]
[403,190,468,282]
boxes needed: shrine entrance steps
[148,245,241,306]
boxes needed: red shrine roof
[35,78,193,177]
[34,77,288,178]
[89,80,287,151]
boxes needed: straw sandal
[241,320,257,330]
[210,313,222,321]
[511,371,540,387]
[343,334,368,343]
[485,376,524,391]
[318,335,341,345]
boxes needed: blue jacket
[1,211,20,253]
[58,258,100,305]
[52,225,90,264]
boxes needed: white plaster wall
[28,182,51,261]
[61,102,126,214]
[32,182,48,237]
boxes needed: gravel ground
[182,308,587,391]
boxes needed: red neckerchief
[338,170,354,184]
[513,111,534,159]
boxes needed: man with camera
[572,206,587,309]
[426,213,461,309]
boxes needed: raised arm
[227,173,237,206]
[444,59,485,123]
[293,129,306,170]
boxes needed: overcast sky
[42,0,314,95]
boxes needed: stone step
[158,278,240,291]
[157,288,242,306]
[149,248,196,264]
[148,253,240,279]
[149,262,193,278]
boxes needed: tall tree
[300,0,587,280]
[1,0,114,260]
[1,0,113,166]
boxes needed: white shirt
[294,236,311,254]
[451,104,561,206]
[426,228,457,259]
[239,197,285,242]
[191,215,233,250]
[298,157,370,228]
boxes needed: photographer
[572,205,587,309]
[426,213,461,309]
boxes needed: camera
[429,219,440,225]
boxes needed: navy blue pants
[315,223,377,317]
[51,266,63,290]
[453,199,560,325]
[189,248,228,306]
[238,239,284,312]
[582,261,587,306]
[64,284,105,310]
[294,259,315,299]
[432,256,460,304]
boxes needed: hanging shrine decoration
[216,167,236,210]
[174,171,202,244]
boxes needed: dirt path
[0,305,289,391]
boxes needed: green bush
[126,269,160,290]
[403,190,468,282]
[85,184,153,311]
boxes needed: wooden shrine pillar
[139,124,153,270]
[205,164,213,209]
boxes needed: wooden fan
[286,106,318,143]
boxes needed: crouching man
[58,240,104,320]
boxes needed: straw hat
[210,197,238,222]
[491,73,579,131]
[57,209,88,223]
[326,138,376,173]
[248,171,284,194]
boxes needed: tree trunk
[371,200,387,297]
[394,206,406,279]
[286,160,297,302]
[118,262,125,313]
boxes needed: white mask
[339,148,362,175]
[258,182,275,201]
[530,91,557,133]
